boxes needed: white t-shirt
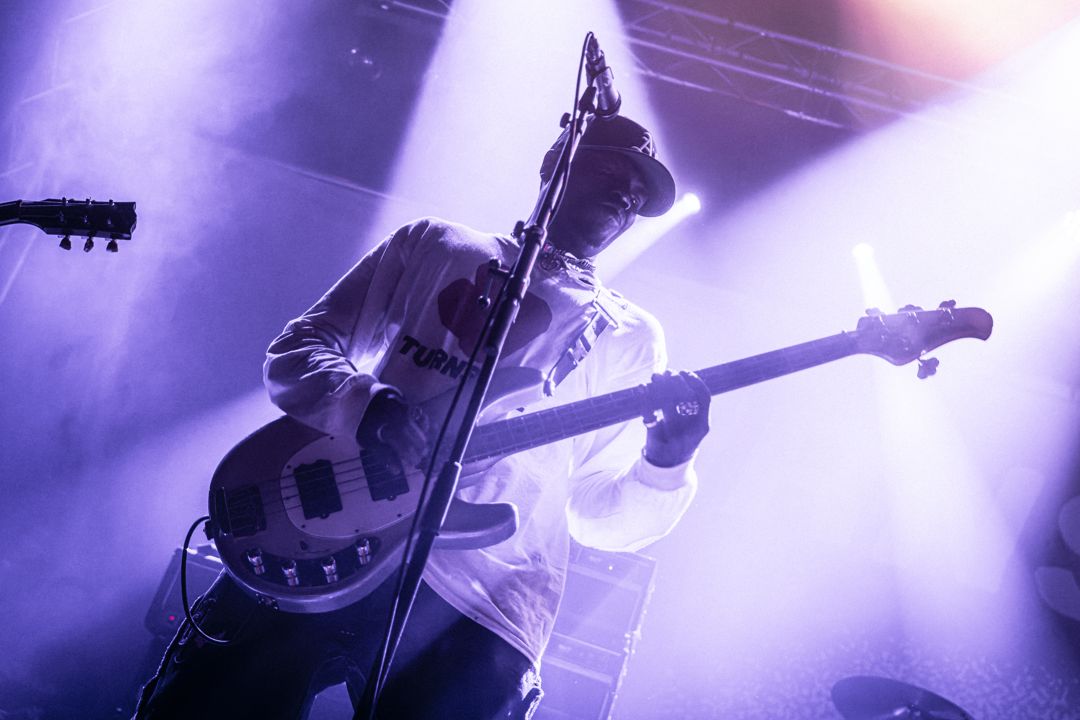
[264,217,697,664]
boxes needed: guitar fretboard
[464,331,859,462]
[696,332,857,395]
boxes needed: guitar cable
[179,515,231,645]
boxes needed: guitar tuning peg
[106,238,119,253]
[864,307,884,317]
[83,236,94,252]
[59,235,72,251]
[938,299,956,309]
[898,304,923,313]
[917,356,940,379]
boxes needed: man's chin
[548,215,623,257]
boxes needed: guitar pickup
[294,459,343,519]
[361,444,410,502]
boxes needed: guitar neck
[464,331,858,463]
[696,331,857,396]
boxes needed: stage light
[370,0,665,233]
[840,0,1078,80]
[682,192,702,214]
[604,191,705,278]
[850,241,894,312]
[1064,209,1080,242]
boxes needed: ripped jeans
[132,573,542,720]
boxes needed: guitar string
[231,347,867,523]
[261,414,611,521]
[229,390,642,500]
[219,371,743,530]
[260,349,865,524]
[226,375,761,528]
[217,340,888,534]
[218,330,967,531]
[222,397,642,528]
[272,414,600,510]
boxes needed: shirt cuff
[637,450,697,491]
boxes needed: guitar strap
[542,286,628,396]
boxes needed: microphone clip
[584,33,622,118]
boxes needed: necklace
[539,243,596,275]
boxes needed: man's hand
[355,389,428,470]
[643,370,710,467]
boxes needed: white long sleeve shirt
[263,217,697,664]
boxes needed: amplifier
[533,653,620,720]
[554,543,657,652]
[143,544,223,638]
[536,543,657,720]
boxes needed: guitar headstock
[0,198,136,252]
[853,301,993,372]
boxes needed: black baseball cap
[539,115,676,217]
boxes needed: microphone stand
[353,87,599,720]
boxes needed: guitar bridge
[211,484,267,538]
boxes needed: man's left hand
[643,370,711,467]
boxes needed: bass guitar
[207,301,992,613]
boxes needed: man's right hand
[355,389,428,470]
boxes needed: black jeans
[132,573,541,720]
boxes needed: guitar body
[207,370,542,614]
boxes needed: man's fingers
[649,370,710,419]
[358,391,429,468]
[682,370,711,413]
[643,370,710,467]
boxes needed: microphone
[585,34,621,118]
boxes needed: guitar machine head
[854,300,993,377]
[0,197,137,252]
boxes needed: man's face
[547,151,649,259]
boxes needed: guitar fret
[465,387,646,463]
[465,336,859,464]
[698,334,856,394]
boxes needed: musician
[133,115,711,719]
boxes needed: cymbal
[831,676,974,720]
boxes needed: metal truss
[618,0,993,129]
[363,0,452,23]
[374,0,994,130]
